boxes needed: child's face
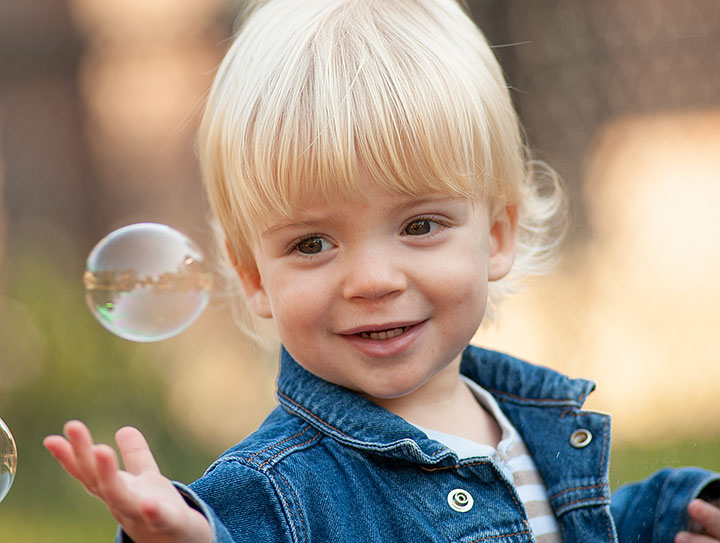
[234,181,516,407]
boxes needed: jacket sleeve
[115,459,293,543]
[610,467,720,543]
[189,457,295,543]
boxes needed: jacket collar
[275,345,595,465]
[459,347,596,407]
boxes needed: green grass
[0,501,116,543]
[610,433,720,490]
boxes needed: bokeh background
[1,0,719,540]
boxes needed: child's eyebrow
[261,219,323,238]
[260,195,468,238]
[396,195,467,209]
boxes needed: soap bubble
[0,417,17,504]
[84,223,213,342]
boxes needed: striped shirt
[416,377,561,543]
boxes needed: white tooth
[358,327,407,340]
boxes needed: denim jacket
[119,345,719,542]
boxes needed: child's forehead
[254,182,482,230]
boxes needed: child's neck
[371,370,502,448]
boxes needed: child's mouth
[342,321,426,356]
[357,326,409,340]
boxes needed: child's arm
[611,467,720,543]
[43,420,212,543]
[675,499,720,543]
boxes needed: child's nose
[341,248,407,301]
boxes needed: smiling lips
[340,320,427,358]
[357,327,408,340]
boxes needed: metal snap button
[447,488,474,512]
[570,428,593,448]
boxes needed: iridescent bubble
[84,223,213,342]
[0,417,17,504]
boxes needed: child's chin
[360,380,425,403]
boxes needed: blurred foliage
[0,244,217,541]
[611,435,720,491]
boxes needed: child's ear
[488,204,517,281]
[225,241,273,318]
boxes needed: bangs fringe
[208,0,522,239]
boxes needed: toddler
[45,0,720,541]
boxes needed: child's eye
[295,236,331,255]
[404,218,438,236]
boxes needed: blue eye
[404,219,433,235]
[296,237,330,254]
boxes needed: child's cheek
[434,257,489,322]
[271,276,329,330]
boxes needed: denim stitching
[488,389,581,405]
[549,482,605,500]
[258,432,322,469]
[274,471,309,543]
[245,425,313,466]
[279,392,355,440]
[495,471,530,533]
[562,496,610,507]
[207,457,304,542]
[600,416,609,481]
[419,459,491,472]
[577,388,592,405]
[606,509,614,543]
[468,530,532,543]
[279,391,447,459]
[268,473,303,543]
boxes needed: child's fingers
[138,497,176,533]
[688,499,720,538]
[63,420,96,455]
[676,531,720,543]
[96,442,207,540]
[137,495,213,543]
[63,420,102,494]
[93,443,141,517]
[115,426,160,475]
[43,435,85,482]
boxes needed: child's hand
[44,420,212,543]
[675,499,720,543]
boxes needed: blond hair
[199,0,567,342]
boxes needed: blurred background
[0,0,719,540]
